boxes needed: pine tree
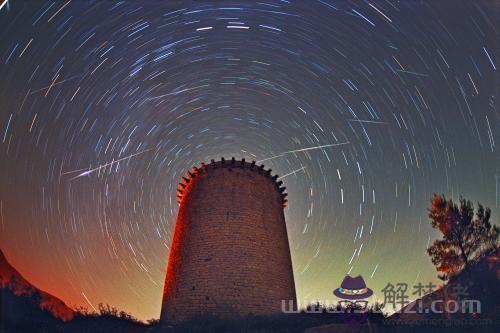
[427,194,499,280]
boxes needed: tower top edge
[176,157,288,207]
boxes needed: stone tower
[160,158,296,324]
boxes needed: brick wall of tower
[160,159,296,324]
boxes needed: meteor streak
[396,69,428,77]
[29,75,81,94]
[348,119,386,124]
[278,166,306,179]
[63,148,152,180]
[146,84,210,101]
[257,142,350,163]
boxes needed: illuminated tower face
[160,158,296,324]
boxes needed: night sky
[0,0,498,321]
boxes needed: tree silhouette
[427,194,499,280]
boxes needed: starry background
[0,0,498,321]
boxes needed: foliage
[427,194,499,280]
[171,307,386,333]
[73,303,145,323]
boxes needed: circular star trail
[0,0,498,320]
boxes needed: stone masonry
[160,158,296,324]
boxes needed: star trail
[0,0,498,321]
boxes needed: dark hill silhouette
[1,246,497,332]
[0,248,148,333]
[1,285,149,333]
[0,248,74,322]
[388,249,499,332]
[1,286,67,332]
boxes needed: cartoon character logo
[333,275,373,310]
